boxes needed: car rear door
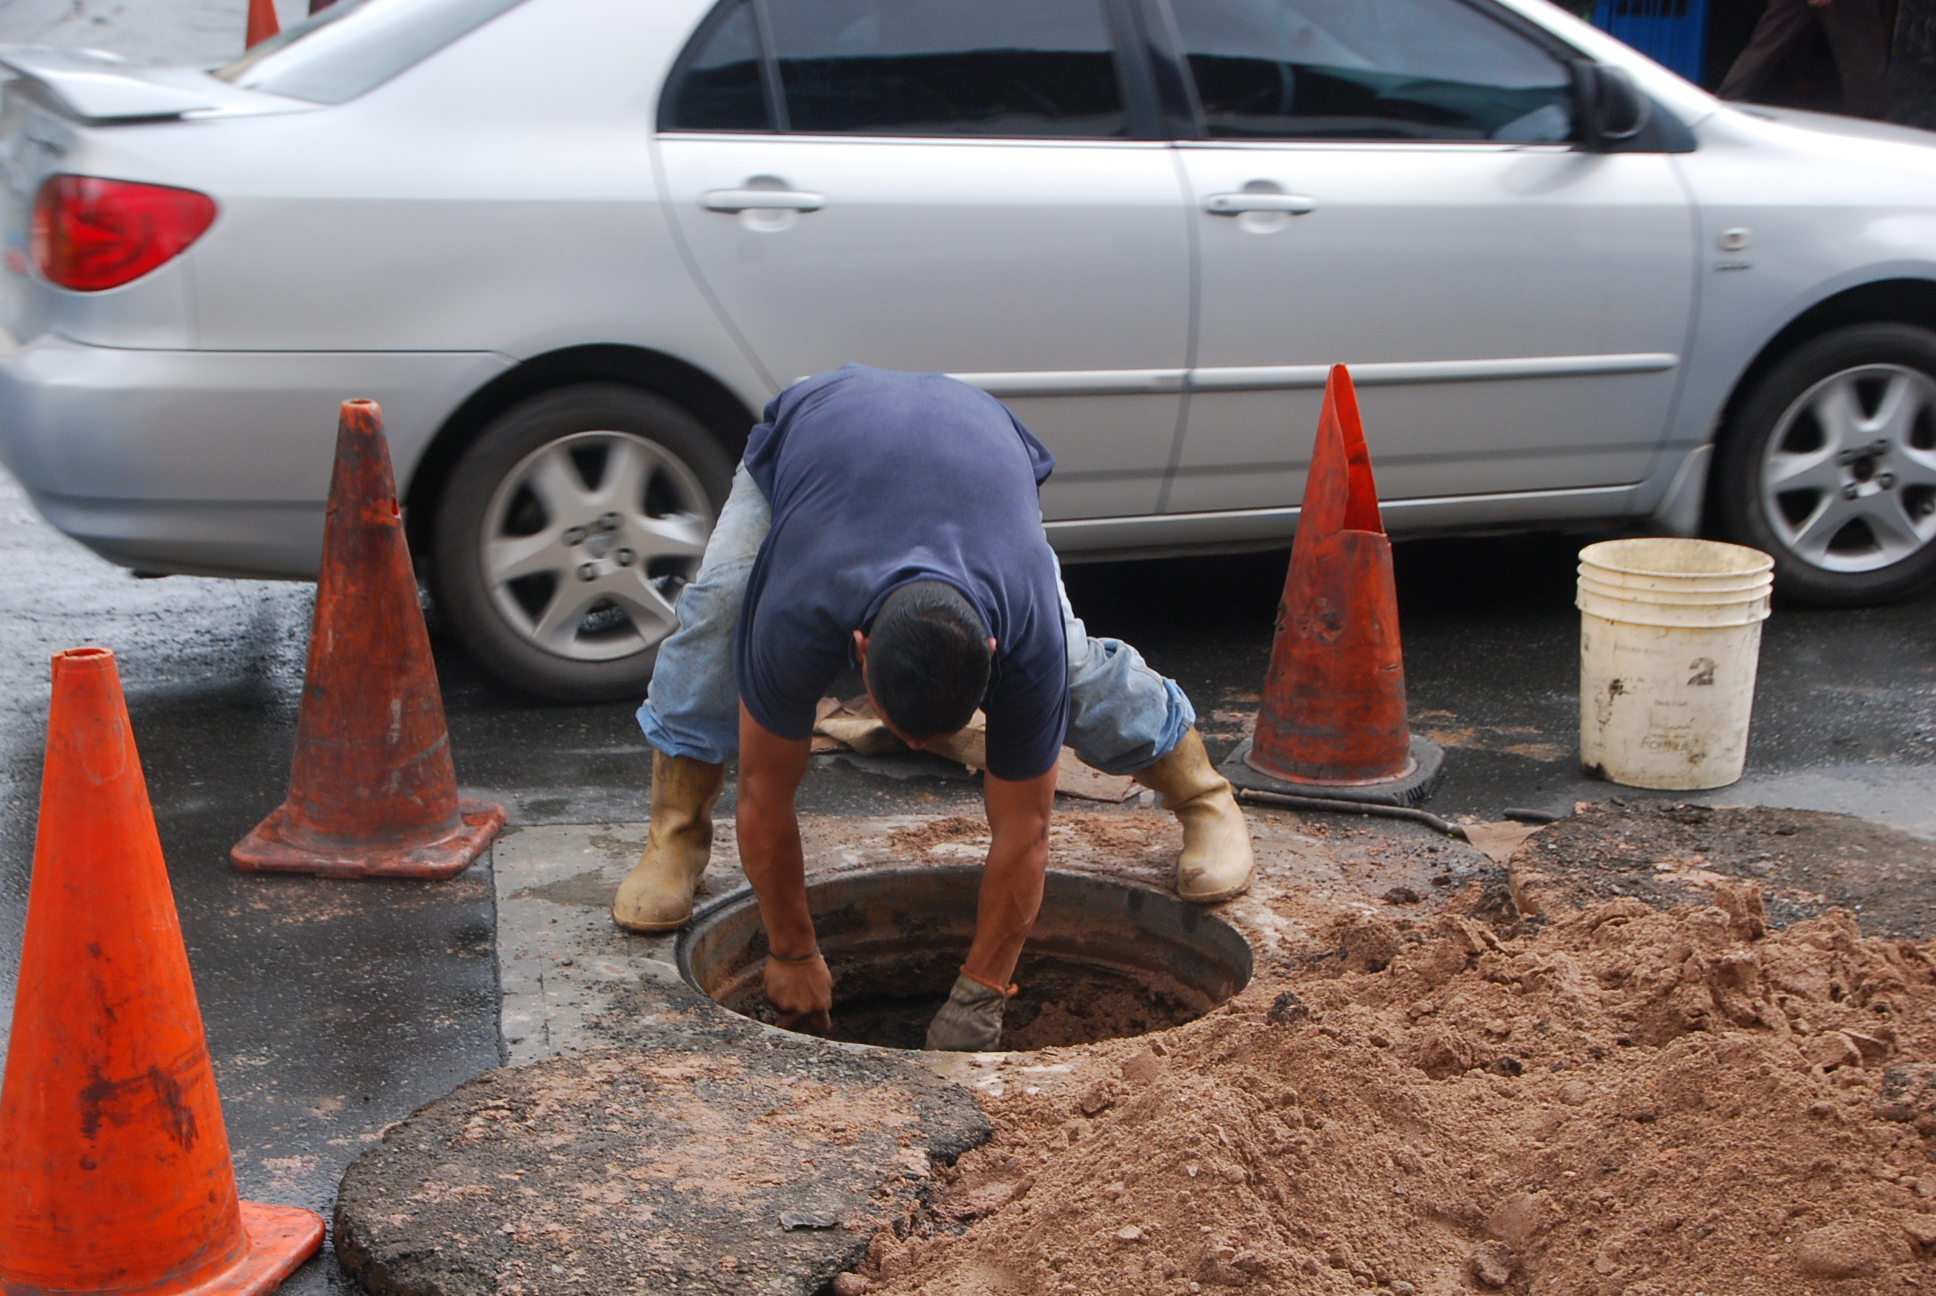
[1157,0,1697,521]
[654,0,1192,523]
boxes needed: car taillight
[31,175,217,292]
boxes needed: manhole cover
[678,866,1254,1050]
[332,1017,991,1296]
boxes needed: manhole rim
[675,861,1255,1056]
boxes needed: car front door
[1157,0,1697,525]
[654,0,1193,523]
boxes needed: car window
[662,0,773,132]
[761,0,1128,138]
[214,0,528,105]
[1166,0,1575,143]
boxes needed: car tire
[431,384,733,702]
[1715,322,1936,606]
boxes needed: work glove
[925,972,1011,1052]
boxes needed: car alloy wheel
[1758,364,1936,573]
[482,430,710,661]
[433,384,733,701]
[1717,323,1936,606]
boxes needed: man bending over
[616,364,1253,1050]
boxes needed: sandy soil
[832,803,1936,1296]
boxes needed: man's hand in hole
[737,702,835,1033]
[763,950,833,1034]
[925,758,1056,1051]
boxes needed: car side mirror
[1574,61,1650,149]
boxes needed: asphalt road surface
[3,452,1935,1288]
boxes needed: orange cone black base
[233,400,504,879]
[0,647,323,1296]
[1219,366,1444,807]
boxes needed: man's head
[853,582,992,746]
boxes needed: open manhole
[677,866,1253,1051]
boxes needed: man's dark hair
[866,582,991,739]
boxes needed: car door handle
[701,188,826,213]
[1204,192,1315,215]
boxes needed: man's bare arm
[736,701,832,1032]
[962,763,1059,991]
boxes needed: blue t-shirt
[734,365,1069,782]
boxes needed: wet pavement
[2,460,1934,1291]
[0,471,501,1294]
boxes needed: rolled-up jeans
[637,464,1195,776]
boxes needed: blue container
[1592,0,1711,83]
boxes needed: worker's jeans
[637,464,1195,776]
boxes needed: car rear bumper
[0,335,512,578]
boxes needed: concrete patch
[492,807,1491,1066]
[492,822,745,1064]
[333,1027,990,1296]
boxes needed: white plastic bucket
[1577,538,1774,790]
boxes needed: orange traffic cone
[233,400,504,878]
[1220,366,1444,806]
[245,0,279,47]
[0,647,323,1296]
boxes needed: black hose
[1503,807,1563,824]
[1232,787,1466,839]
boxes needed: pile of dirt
[849,870,1936,1294]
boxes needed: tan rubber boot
[612,751,727,933]
[1132,728,1255,904]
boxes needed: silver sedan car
[1,0,1933,700]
